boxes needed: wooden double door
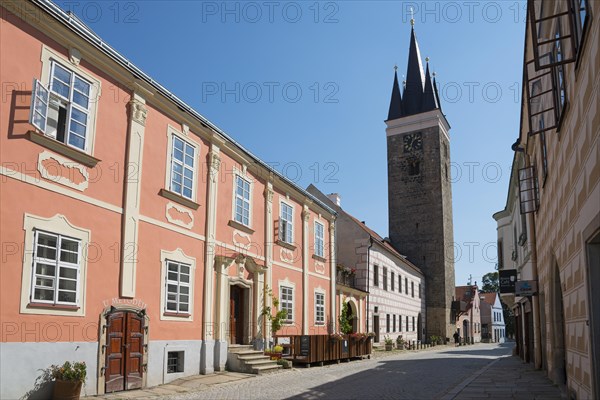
[105,311,144,393]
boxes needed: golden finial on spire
[410,7,415,26]
[426,57,430,63]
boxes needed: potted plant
[50,361,86,400]
[329,332,344,341]
[261,285,287,350]
[429,335,438,346]
[277,359,291,369]
[384,336,394,351]
[395,335,405,350]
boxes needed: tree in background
[502,302,515,338]
[481,272,499,293]
[338,301,353,334]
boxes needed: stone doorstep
[227,345,254,354]
[253,364,283,374]
[237,353,270,360]
[245,359,278,366]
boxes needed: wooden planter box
[282,335,373,366]
[264,351,282,360]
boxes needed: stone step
[244,358,277,366]
[252,364,283,375]
[237,354,270,361]
[228,345,254,354]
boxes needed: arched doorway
[346,300,358,333]
[417,313,423,341]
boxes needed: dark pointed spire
[433,72,442,113]
[402,25,425,116]
[387,66,404,120]
[421,58,438,112]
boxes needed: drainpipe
[366,236,373,333]
[529,192,542,369]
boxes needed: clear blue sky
[56,0,526,286]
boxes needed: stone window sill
[228,220,255,234]
[276,240,297,251]
[159,189,200,210]
[312,254,327,262]
[28,130,100,168]
[27,302,80,311]
[163,312,191,318]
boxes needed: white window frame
[233,174,252,227]
[279,201,294,244]
[20,214,90,317]
[314,221,324,257]
[169,135,196,200]
[165,260,191,314]
[314,290,325,325]
[31,230,81,306]
[31,46,101,154]
[164,126,200,203]
[160,248,196,321]
[279,284,294,323]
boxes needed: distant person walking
[453,331,460,347]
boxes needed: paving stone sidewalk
[84,371,256,399]
[443,354,567,400]
[85,343,566,400]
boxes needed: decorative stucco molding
[166,202,194,229]
[233,229,252,250]
[37,150,89,191]
[129,98,148,126]
[69,47,81,65]
[280,248,295,264]
[314,261,326,274]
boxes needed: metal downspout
[366,236,373,333]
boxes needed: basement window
[167,351,184,374]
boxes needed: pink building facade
[0,1,337,398]
[455,285,482,344]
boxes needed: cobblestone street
[136,342,562,400]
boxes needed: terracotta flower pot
[53,379,82,400]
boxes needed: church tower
[386,20,456,339]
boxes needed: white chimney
[327,193,341,206]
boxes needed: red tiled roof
[480,292,498,306]
[455,285,478,303]
[344,211,423,275]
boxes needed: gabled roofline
[28,0,336,217]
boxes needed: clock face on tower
[403,132,423,153]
